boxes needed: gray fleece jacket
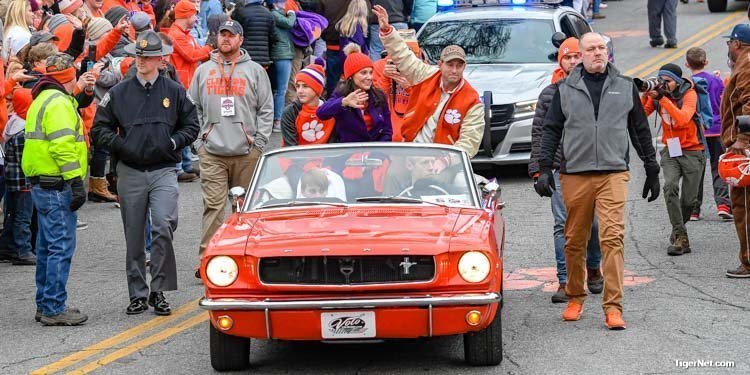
[188,48,274,156]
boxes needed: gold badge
[163,98,170,108]
[139,39,149,49]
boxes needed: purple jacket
[693,71,725,137]
[317,90,393,142]
[339,24,369,62]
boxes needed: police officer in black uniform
[91,31,200,316]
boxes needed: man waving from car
[372,5,485,157]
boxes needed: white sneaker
[272,120,281,133]
[76,220,88,230]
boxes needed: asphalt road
[3,1,750,374]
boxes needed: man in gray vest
[537,33,661,330]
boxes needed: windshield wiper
[355,196,448,208]
[260,200,348,209]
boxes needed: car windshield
[247,145,478,210]
[418,18,557,64]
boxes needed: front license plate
[320,311,376,339]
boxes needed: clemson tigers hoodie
[187,49,274,156]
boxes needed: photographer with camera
[640,63,706,257]
[538,33,660,330]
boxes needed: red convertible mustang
[199,143,505,371]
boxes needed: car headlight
[514,100,537,120]
[457,251,491,283]
[206,256,239,287]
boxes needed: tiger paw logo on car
[444,109,462,125]
[301,120,325,142]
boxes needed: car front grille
[489,104,514,129]
[258,256,435,285]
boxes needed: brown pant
[729,186,750,266]
[198,147,261,255]
[285,47,306,106]
[560,172,630,313]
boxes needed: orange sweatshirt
[642,89,704,151]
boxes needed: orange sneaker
[605,310,626,330]
[562,302,583,321]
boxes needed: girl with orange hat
[316,44,392,142]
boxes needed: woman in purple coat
[317,44,392,142]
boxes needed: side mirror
[229,186,246,212]
[551,32,567,48]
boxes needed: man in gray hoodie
[188,20,274,261]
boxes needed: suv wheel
[463,309,503,366]
[707,0,727,12]
[210,322,251,371]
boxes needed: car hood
[244,206,490,258]
[464,63,556,105]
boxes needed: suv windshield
[247,146,478,210]
[418,18,557,64]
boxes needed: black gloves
[69,177,86,211]
[534,167,555,197]
[642,168,660,202]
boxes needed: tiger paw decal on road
[444,109,462,125]
[301,120,325,143]
[504,267,654,292]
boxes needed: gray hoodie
[188,48,274,156]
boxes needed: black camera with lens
[633,77,666,92]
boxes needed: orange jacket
[642,89,704,151]
[168,23,212,88]
[401,71,481,146]
[373,58,411,142]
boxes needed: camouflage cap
[440,45,466,63]
[45,53,76,73]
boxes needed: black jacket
[320,0,351,45]
[528,83,560,177]
[368,0,413,25]
[232,2,274,66]
[91,75,200,171]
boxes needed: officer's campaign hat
[724,24,750,45]
[124,30,173,57]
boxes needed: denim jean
[175,147,195,175]
[90,147,110,178]
[5,191,33,257]
[325,50,343,99]
[551,171,602,284]
[592,0,601,14]
[33,184,77,316]
[368,23,408,61]
[272,59,293,121]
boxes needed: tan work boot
[667,234,691,256]
[88,177,117,202]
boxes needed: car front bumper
[200,293,501,340]
[472,116,533,165]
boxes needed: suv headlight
[458,251,491,283]
[514,100,537,120]
[206,256,239,287]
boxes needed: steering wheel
[398,184,450,197]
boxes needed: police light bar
[438,0,562,11]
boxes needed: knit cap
[658,63,684,84]
[58,0,83,14]
[105,6,128,26]
[342,43,373,79]
[557,37,580,66]
[296,64,326,96]
[175,0,197,19]
[130,11,151,33]
[47,14,70,33]
[87,17,113,41]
